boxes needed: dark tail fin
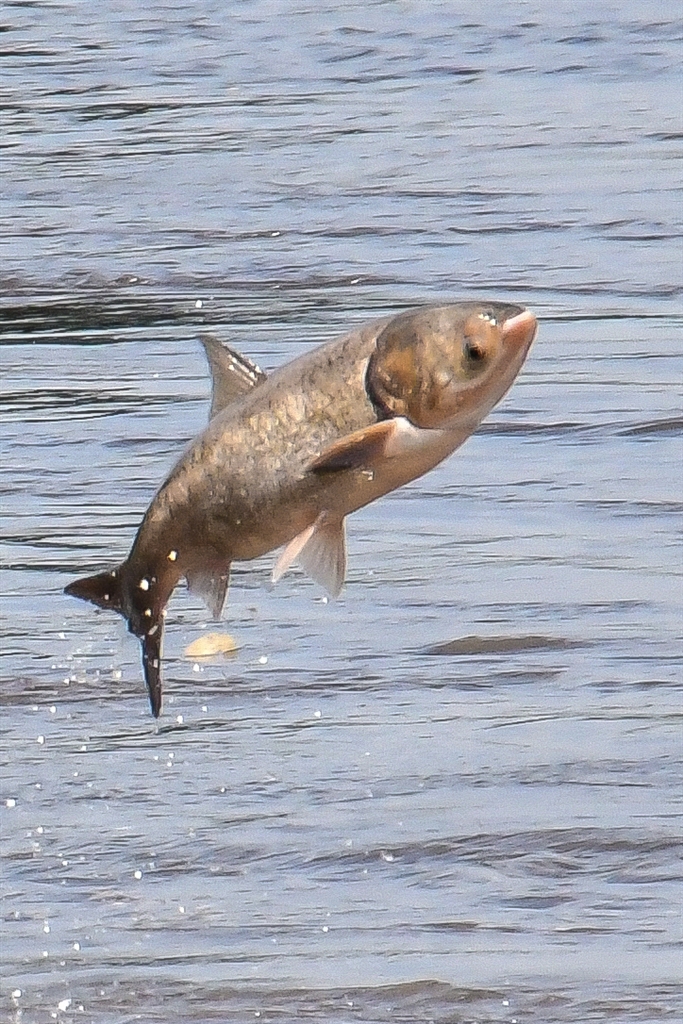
[65,567,165,718]
[64,569,124,614]
[141,623,163,718]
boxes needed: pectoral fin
[199,334,267,419]
[308,416,431,473]
[186,566,231,620]
[272,512,347,598]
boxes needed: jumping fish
[65,301,537,717]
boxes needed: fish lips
[500,307,538,357]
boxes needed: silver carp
[65,301,537,716]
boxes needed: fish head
[366,302,537,429]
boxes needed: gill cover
[366,302,525,429]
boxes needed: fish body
[65,301,537,716]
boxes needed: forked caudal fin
[140,624,163,719]
[64,568,124,614]
[64,567,166,718]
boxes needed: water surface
[1,2,681,1022]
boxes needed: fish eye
[464,340,486,362]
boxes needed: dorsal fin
[199,333,267,419]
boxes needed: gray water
[1,2,682,1022]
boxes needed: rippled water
[1,2,682,1022]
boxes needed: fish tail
[64,567,124,615]
[65,565,166,718]
[140,618,164,718]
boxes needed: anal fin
[272,512,347,598]
[186,566,231,620]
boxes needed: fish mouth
[501,308,537,357]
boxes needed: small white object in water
[58,999,72,1012]
[133,869,142,880]
[184,633,237,658]
[6,798,16,808]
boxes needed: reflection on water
[1,2,681,1022]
